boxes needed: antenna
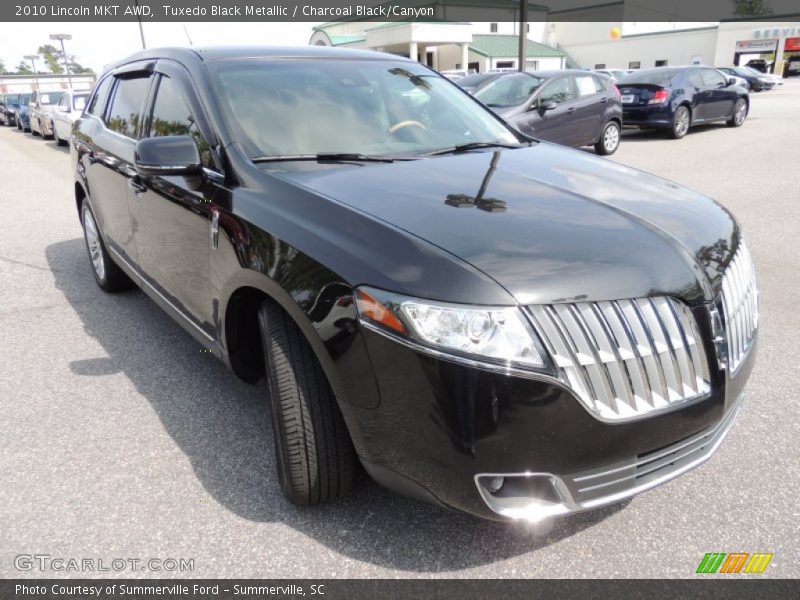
[183,25,194,46]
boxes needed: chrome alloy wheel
[674,107,690,137]
[603,123,620,153]
[734,101,746,125]
[83,209,106,281]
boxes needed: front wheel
[668,105,691,139]
[80,202,132,293]
[258,300,357,506]
[594,121,620,155]
[727,99,747,127]
[53,123,66,146]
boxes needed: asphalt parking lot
[1,81,798,579]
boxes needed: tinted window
[106,76,151,138]
[538,77,575,105]
[473,73,544,108]
[689,70,705,87]
[701,69,727,87]
[620,69,672,85]
[87,77,113,117]
[149,75,213,169]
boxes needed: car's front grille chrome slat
[721,241,758,374]
[527,296,711,422]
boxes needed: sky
[0,22,322,73]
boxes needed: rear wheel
[668,105,691,139]
[727,99,747,127]
[53,122,66,146]
[258,300,357,506]
[594,121,620,155]
[80,202,132,293]
[16,117,22,131]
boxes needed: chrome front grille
[527,298,710,422]
[720,241,758,373]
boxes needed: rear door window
[105,76,152,139]
[538,77,576,105]
[700,69,727,87]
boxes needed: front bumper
[342,320,755,521]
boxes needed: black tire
[727,98,747,127]
[258,300,357,506]
[31,124,40,137]
[594,121,620,155]
[16,118,22,131]
[668,105,691,139]
[80,202,133,293]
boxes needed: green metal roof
[328,34,367,46]
[470,35,566,58]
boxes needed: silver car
[29,90,65,138]
[50,89,90,146]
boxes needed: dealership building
[310,17,800,75]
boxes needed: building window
[655,59,668,67]
[525,60,539,71]
[496,61,514,69]
[629,61,641,69]
[468,61,480,73]
[490,23,498,33]
[595,63,606,69]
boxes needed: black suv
[72,47,757,521]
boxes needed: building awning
[469,34,566,58]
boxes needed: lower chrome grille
[527,298,710,422]
[563,399,741,506]
[721,241,758,373]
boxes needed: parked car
[473,70,623,155]
[784,56,800,77]
[745,58,769,73]
[760,72,784,87]
[717,66,773,91]
[15,97,32,132]
[73,46,757,522]
[618,66,749,139]
[29,90,65,138]
[51,89,90,146]
[714,70,750,90]
[594,68,628,81]
[455,72,503,94]
[1,92,27,126]
[440,68,474,81]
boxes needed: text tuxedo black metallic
[71,46,757,521]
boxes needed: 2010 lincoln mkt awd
[71,46,757,521]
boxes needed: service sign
[736,39,778,52]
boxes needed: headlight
[355,286,549,371]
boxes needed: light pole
[49,33,73,88]
[135,0,146,49]
[23,54,40,90]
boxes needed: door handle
[566,107,576,113]
[86,152,98,165]
[128,177,147,196]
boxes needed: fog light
[488,476,505,494]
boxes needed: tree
[38,44,64,73]
[0,59,6,74]
[16,61,33,75]
[732,0,773,16]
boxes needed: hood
[274,144,737,306]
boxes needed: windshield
[473,73,544,108]
[19,94,32,105]
[73,94,88,111]
[209,58,518,160]
[740,67,762,76]
[39,92,65,105]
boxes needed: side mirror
[58,105,70,113]
[134,135,202,178]
[727,77,737,86]
[539,100,558,112]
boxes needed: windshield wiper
[252,153,416,164]
[424,142,526,156]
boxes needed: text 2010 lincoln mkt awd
[71,47,758,521]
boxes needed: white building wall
[555,24,718,69]
[713,21,800,71]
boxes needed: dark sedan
[718,66,774,91]
[455,72,502,94]
[473,70,623,155]
[72,47,757,522]
[1,93,25,126]
[619,66,749,139]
